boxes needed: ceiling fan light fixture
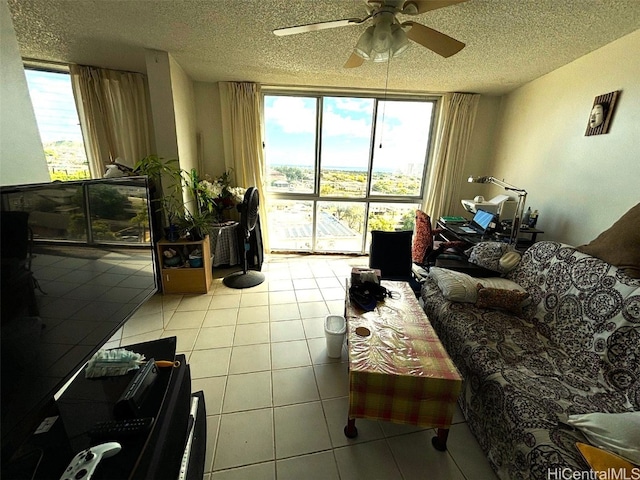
[371,12,395,53]
[390,24,410,57]
[354,25,375,59]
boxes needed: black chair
[369,230,421,294]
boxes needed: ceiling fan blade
[274,18,363,36]
[405,21,465,58]
[344,52,365,68]
[402,0,467,14]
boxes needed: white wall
[455,95,502,217]
[486,29,640,246]
[169,55,198,175]
[0,0,49,185]
[194,82,226,178]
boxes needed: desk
[210,221,240,267]
[437,220,544,250]
[344,280,462,450]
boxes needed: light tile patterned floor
[114,255,498,480]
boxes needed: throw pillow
[576,202,640,278]
[567,412,640,465]
[575,443,637,476]
[429,267,526,304]
[428,267,477,303]
[466,242,518,274]
[412,210,432,264]
[499,251,522,273]
[475,284,530,315]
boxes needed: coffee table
[343,280,462,450]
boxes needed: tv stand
[2,337,206,479]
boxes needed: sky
[264,95,433,172]
[25,69,84,143]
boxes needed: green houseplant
[133,155,184,240]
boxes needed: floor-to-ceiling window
[264,92,437,254]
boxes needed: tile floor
[111,255,498,480]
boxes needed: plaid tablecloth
[210,222,239,267]
[345,281,462,429]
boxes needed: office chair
[412,210,466,267]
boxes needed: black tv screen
[0,176,157,462]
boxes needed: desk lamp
[468,175,527,246]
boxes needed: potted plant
[177,208,213,241]
[133,155,183,240]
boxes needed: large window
[264,93,436,254]
[25,68,90,181]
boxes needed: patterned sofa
[420,241,640,479]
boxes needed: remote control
[60,442,121,480]
[89,417,154,440]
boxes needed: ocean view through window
[264,93,436,253]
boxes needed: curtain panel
[70,65,153,178]
[423,92,480,224]
[219,81,269,250]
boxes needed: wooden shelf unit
[157,235,212,294]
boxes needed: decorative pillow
[568,412,640,464]
[428,268,477,303]
[466,242,517,273]
[576,443,637,476]
[475,284,530,314]
[412,210,432,264]
[499,251,522,273]
[428,267,526,304]
[577,202,640,278]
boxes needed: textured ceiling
[8,0,640,95]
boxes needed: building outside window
[263,93,437,254]
[24,67,90,181]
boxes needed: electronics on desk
[448,209,496,236]
[461,194,515,218]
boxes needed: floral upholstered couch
[420,241,640,479]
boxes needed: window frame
[262,88,442,253]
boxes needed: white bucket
[324,314,346,359]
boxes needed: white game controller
[60,442,121,480]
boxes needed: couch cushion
[428,267,526,303]
[577,202,640,278]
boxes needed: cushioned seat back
[412,210,433,264]
[508,241,640,401]
[369,230,413,278]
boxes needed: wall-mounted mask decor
[585,90,620,136]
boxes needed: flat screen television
[0,176,158,465]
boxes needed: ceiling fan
[273,0,468,68]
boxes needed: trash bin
[324,314,346,359]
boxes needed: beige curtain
[219,82,269,250]
[70,65,153,177]
[423,92,480,223]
